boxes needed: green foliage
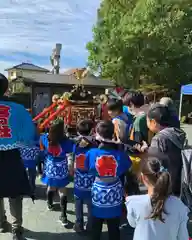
[10,79,30,93]
[87,0,192,89]
[138,83,168,92]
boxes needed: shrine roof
[19,72,114,87]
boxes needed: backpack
[180,141,192,211]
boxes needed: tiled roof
[5,63,49,72]
[20,72,114,87]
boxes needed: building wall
[8,70,17,80]
[8,69,48,93]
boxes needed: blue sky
[0,0,100,74]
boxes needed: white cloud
[0,0,100,73]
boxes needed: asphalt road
[1,182,134,240]
[1,124,192,240]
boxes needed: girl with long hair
[40,120,73,227]
[125,155,189,240]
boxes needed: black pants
[0,149,31,197]
[92,217,120,240]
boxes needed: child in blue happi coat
[40,120,74,227]
[72,120,98,233]
[19,126,40,196]
[19,144,40,196]
[85,120,132,240]
[107,98,132,143]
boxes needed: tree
[87,0,192,89]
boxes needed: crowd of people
[0,73,190,240]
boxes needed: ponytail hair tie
[159,166,168,173]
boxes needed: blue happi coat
[19,143,40,169]
[85,147,132,218]
[0,98,37,197]
[18,130,40,169]
[0,100,36,150]
[73,141,95,200]
[40,133,74,188]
